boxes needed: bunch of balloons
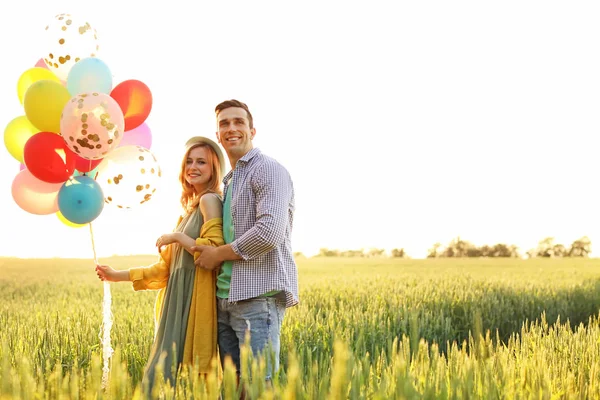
[5,13,160,228]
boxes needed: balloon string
[90,222,114,390]
[90,222,98,264]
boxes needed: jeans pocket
[234,298,269,327]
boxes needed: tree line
[308,236,592,258]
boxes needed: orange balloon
[110,80,152,131]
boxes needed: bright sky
[1,1,600,259]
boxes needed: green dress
[142,207,203,392]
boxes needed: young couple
[96,100,299,393]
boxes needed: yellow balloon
[23,79,71,133]
[17,67,60,105]
[57,210,86,228]
[3,116,40,163]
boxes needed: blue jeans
[217,297,285,380]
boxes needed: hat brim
[184,136,227,177]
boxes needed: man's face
[216,107,255,158]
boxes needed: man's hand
[193,245,223,271]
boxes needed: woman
[95,136,226,392]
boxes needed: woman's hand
[96,265,121,282]
[156,233,180,252]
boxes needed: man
[192,99,299,380]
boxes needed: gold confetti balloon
[43,13,100,81]
[60,92,124,160]
[95,145,161,209]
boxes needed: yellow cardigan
[128,217,224,373]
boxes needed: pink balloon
[11,169,63,215]
[118,123,153,149]
[60,92,125,160]
[19,163,26,171]
[35,58,49,70]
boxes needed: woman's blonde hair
[179,143,223,213]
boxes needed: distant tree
[391,248,406,258]
[526,249,536,259]
[535,237,556,257]
[552,244,568,257]
[427,242,442,258]
[367,248,386,257]
[430,238,520,258]
[568,236,592,257]
[535,237,567,257]
[479,245,492,257]
[318,248,340,257]
[340,249,365,257]
[489,243,519,258]
[293,252,305,258]
[466,246,482,257]
[510,244,520,257]
[511,245,520,258]
[441,237,475,258]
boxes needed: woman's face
[184,146,212,191]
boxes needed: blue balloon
[58,176,105,224]
[66,57,113,96]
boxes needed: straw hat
[184,136,227,177]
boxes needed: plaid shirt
[224,148,299,308]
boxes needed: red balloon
[73,155,102,173]
[110,79,152,131]
[23,132,76,183]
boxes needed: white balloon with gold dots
[95,145,161,209]
[43,13,100,80]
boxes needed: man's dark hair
[215,99,254,129]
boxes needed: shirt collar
[239,147,261,164]
[222,148,262,184]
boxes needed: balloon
[60,92,125,160]
[20,163,26,171]
[35,58,49,70]
[17,67,61,104]
[43,14,100,81]
[66,57,112,96]
[23,132,76,183]
[96,145,161,209]
[118,122,152,149]
[56,210,86,228]
[110,80,152,131]
[23,79,71,133]
[74,155,102,173]
[3,116,40,163]
[11,169,63,215]
[74,165,100,180]
[58,176,104,224]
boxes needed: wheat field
[1,256,600,399]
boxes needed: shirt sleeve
[231,162,293,260]
[129,244,172,291]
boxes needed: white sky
[1,0,600,259]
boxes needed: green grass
[1,256,600,398]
